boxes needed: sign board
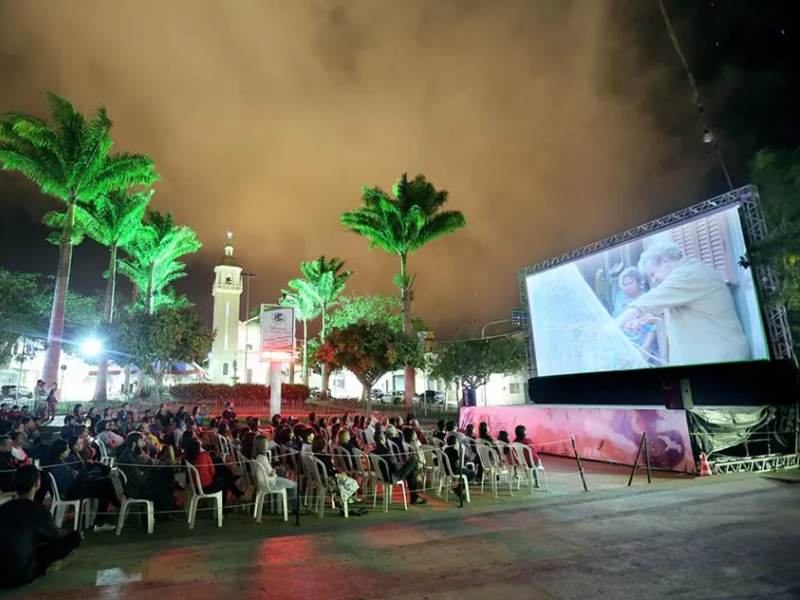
[259,304,295,362]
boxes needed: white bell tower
[209,232,243,384]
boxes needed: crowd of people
[0,400,541,588]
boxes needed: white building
[208,233,244,384]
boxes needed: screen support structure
[517,184,796,377]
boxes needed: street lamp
[80,337,103,358]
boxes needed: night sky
[1,1,797,338]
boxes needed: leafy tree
[118,210,201,314]
[44,189,152,400]
[316,321,423,412]
[341,173,466,404]
[0,270,43,365]
[279,285,322,386]
[0,93,158,384]
[428,336,527,404]
[0,269,101,369]
[328,294,426,333]
[750,148,800,355]
[288,256,351,395]
[111,305,213,399]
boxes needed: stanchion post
[570,435,589,492]
[627,433,645,487]
[295,478,301,526]
[642,432,652,484]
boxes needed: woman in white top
[253,436,296,501]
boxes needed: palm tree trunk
[94,244,117,402]
[400,253,416,406]
[302,319,309,386]
[42,200,75,387]
[320,309,330,397]
[146,266,155,314]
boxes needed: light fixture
[80,337,103,358]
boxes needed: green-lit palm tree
[341,173,466,404]
[290,257,351,395]
[0,93,158,385]
[280,284,322,386]
[45,189,153,400]
[118,210,201,314]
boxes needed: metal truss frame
[517,184,796,373]
[712,452,799,474]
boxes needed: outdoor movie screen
[526,205,769,378]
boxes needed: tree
[428,336,527,405]
[0,93,158,384]
[0,270,43,365]
[341,173,466,404]
[0,269,101,369]
[118,210,201,314]
[44,189,152,400]
[328,294,425,333]
[288,256,352,395]
[112,305,213,400]
[750,148,800,356]
[316,321,423,412]
[280,285,321,386]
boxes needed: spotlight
[80,337,103,358]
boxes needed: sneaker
[411,497,427,505]
[93,524,116,533]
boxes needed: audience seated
[183,438,243,502]
[373,431,426,505]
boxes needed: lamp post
[242,272,256,383]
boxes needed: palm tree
[118,210,201,314]
[341,173,466,404]
[45,189,153,400]
[0,93,157,385]
[290,257,351,395]
[280,284,322,386]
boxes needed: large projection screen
[526,205,769,378]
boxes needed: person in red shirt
[513,425,540,466]
[184,438,242,501]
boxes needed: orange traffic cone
[698,453,713,476]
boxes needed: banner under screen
[526,205,769,377]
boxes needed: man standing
[0,465,82,587]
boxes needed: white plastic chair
[429,437,445,450]
[493,440,516,467]
[300,453,342,518]
[420,446,442,494]
[511,443,548,492]
[111,469,154,535]
[217,435,232,461]
[432,448,471,503]
[387,439,403,459]
[475,445,514,498]
[47,472,89,531]
[94,438,115,467]
[185,462,223,529]
[368,454,408,512]
[250,460,290,523]
[332,447,357,477]
[352,447,378,504]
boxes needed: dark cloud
[0,0,795,337]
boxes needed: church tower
[208,232,243,384]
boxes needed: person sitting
[10,432,29,464]
[311,436,359,507]
[0,435,21,492]
[252,435,297,505]
[372,431,426,505]
[60,415,76,441]
[95,419,124,450]
[513,425,540,466]
[71,404,84,422]
[116,433,176,515]
[221,402,236,424]
[183,438,242,502]
[46,439,118,532]
[443,434,475,501]
[0,465,82,588]
[300,428,315,455]
[478,422,494,444]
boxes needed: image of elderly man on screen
[615,242,750,366]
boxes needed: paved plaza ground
[2,457,799,600]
